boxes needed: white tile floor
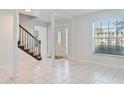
[0,58,124,84]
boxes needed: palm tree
[105,32,107,36]
[121,32,123,36]
[112,32,115,36]
[96,27,101,36]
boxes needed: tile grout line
[93,67,111,83]
[0,67,16,84]
[109,69,121,84]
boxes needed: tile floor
[0,58,124,84]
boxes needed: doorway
[55,25,69,59]
[34,26,47,58]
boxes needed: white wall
[0,12,14,65]
[19,14,48,34]
[0,10,19,78]
[71,10,124,68]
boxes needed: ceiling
[19,9,103,23]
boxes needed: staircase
[18,24,42,60]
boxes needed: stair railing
[18,24,41,60]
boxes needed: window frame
[92,19,124,57]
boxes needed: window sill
[92,52,124,58]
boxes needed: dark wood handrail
[19,24,40,42]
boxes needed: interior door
[55,26,66,58]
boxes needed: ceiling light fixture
[25,9,32,12]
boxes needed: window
[65,28,68,55]
[94,19,124,56]
[57,31,62,45]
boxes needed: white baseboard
[68,57,124,69]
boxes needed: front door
[55,26,68,59]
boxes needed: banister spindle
[22,28,23,45]
[36,41,38,54]
[25,32,26,48]
[35,40,37,54]
[35,41,36,54]
[34,39,36,53]
[39,40,41,56]
[34,39,35,53]
[29,36,31,49]
[37,41,39,55]
[27,33,28,48]
[19,27,21,44]
[33,38,34,52]
[37,41,38,55]
[32,37,33,52]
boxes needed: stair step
[28,50,34,53]
[37,56,42,60]
[37,56,41,59]
[18,44,25,48]
[18,44,25,49]
[33,54,39,56]
[19,44,24,47]
[24,48,30,51]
